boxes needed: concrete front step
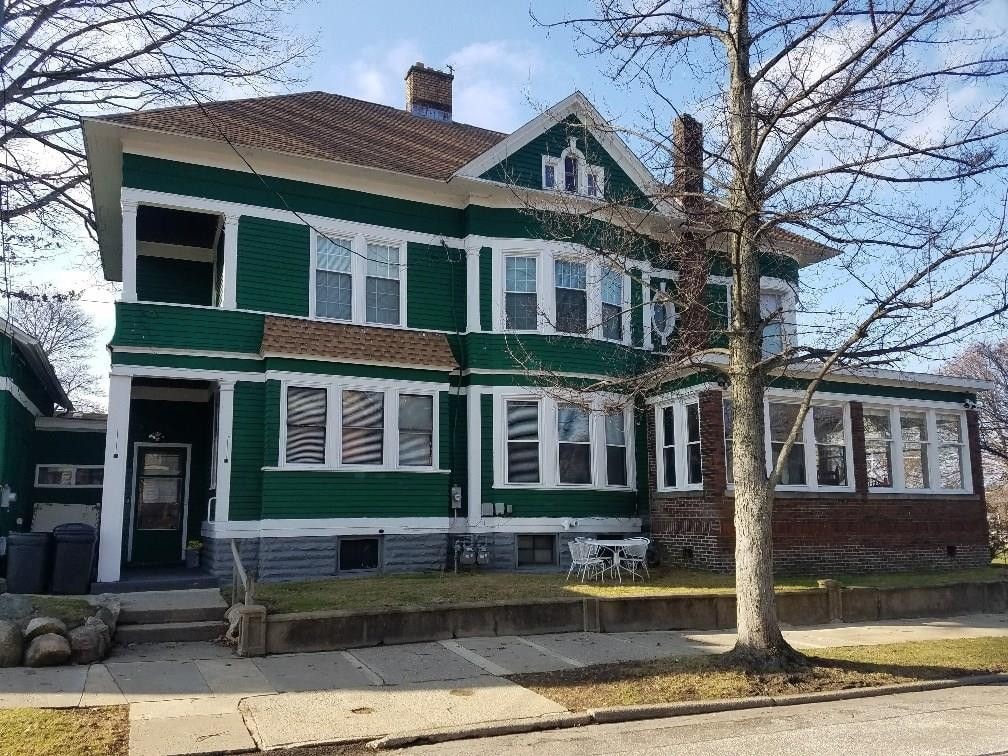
[116,620,227,644]
[115,588,228,625]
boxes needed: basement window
[517,534,556,566]
[338,537,381,572]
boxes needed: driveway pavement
[0,613,1005,755]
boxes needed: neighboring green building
[0,317,106,547]
[81,65,990,583]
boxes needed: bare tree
[945,339,1008,557]
[10,286,103,410]
[525,0,1008,667]
[1,0,313,250]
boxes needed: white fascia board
[203,517,454,538]
[693,352,991,393]
[453,92,668,213]
[82,118,125,281]
[35,416,107,432]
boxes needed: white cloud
[319,38,539,132]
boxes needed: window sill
[868,487,974,496]
[34,484,104,490]
[311,314,405,329]
[656,485,704,494]
[265,465,446,474]
[495,482,636,492]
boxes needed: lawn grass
[0,706,128,756]
[248,565,1007,614]
[511,636,1008,711]
[28,597,96,628]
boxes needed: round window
[652,293,676,337]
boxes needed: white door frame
[127,442,193,563]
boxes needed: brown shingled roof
[261,316,458,370]
[101,91,506,181]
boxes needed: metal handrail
[230,539,255,606]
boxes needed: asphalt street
[401,682,1008,756]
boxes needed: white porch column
[213,380,235,522]
[97,373,132,582]
[121,200,139,303]
[221,214,241,309]
[466,389,482,528]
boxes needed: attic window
[541,147,605,198]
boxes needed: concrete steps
[116,619,227,644]
[113,588,229,645]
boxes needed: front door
[130,445,190,565]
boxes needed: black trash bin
[50,523,97,595]
[5,531,52,594]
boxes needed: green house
[0,318,106,547]
[81,65,991,583]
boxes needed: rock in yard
[0,620,23,667]
[24,616,68,642]
[24,633,71,667]
[68,619,109,665]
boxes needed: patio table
[580,539,641,582]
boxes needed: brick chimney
[672,114,703,202]
[671,113,709,354]
[405,62,453,122]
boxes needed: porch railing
[230,539,255,606]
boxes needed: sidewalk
[1,613,1006,755]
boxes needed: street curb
[365,673,1008,750]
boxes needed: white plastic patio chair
[619,538,650,582]
[567,540,606,583]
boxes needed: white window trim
[765,399,855,492]
[541,140,605,198]
[308,230,408,328]
[863,405,973,494]
[494,246,631,345]
[654,398,703,492]
[493,389,635,491]
[34,464,105,489]
[278,376,441,472]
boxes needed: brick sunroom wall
[648,390,991,575]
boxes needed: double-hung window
[600,267,623,341]
[285,387,327,464]
[554,260,588,334]
[557,403,592,484]
[365,243,401,325]
[315,237,353,320]
[564,155,579,192]
[342,390,385,465]
[864,409,894,488]
[936,413,965,489]
[506,400,541,483]
[900,410,930,489]
[760,291,785,356]
[813,406,848,486]
[768,402,806,485]
[604,411,628,486]
[723,399,734,485]
[504,256,538,330]
[657,400,702,489]
[398,394,434,467]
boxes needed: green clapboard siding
[229,381,265,520]
[112,302,264,354]
[0,394,36,535]
[123,154,465,238]
[480,115,649,208]
[0,340,53,413]
[465,333,653,377]
[237,216,310,315]
[111,352,263,374]
[406,243,466,331]
[263,380,281,468]
[136,256,213,306]
[261,470,450,518]
[630,270,644,348]
[479,247,492,331]
[478,395,639,518]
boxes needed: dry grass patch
[511,636,1008,711]
[248,566,1006,614]
[0,706,128,756]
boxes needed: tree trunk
[723,0,804,669]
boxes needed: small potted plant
[185,539,203,569]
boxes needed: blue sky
[47,0,1007,406]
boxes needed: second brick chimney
[405,62,453,122]
[672,114,704,202]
